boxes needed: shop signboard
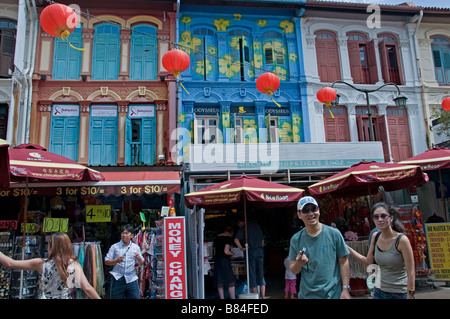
[43,218,69,232]
[425,223,450,281]
[164,216,187,299]
[0,183,180,198]
[85,205,111,223]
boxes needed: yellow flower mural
[243,118,258,143]
[252,53,263,69]
[219,54,240,78]
[279,121,293,143]
[257,20,267,27]
[181,16,191,24]
[195,60,213,76]
[274,66,287,81]
[179,31,201,54]
[179,112,186,123]
[233,14,242,20]
[214,19,229,31]
[280,20,294,34]
[289,53,298,62]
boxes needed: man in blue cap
[289,196,351,299]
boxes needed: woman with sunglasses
[0,232,100,299]
[347,202,415,299]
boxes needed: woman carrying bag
[0,232,100,299]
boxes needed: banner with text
[425,223,450,281]
[164,216,187,299]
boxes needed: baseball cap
[298,196,319,211]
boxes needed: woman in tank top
[347,202,415,299]
[0,232,100,299]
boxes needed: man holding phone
[289,196,351,299]
[105,224,144,299]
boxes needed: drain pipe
[412,10,430,148]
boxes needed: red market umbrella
[8,144,105,298]
[308,160,428,198]
[399,147,450,221]
[0,139,10,189]
[9,144,105,182]
[185,174,304,295]
[185,174,304,210]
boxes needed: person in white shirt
[105,224,144,299]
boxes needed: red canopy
[184,174,304,210]
[308,160,428,198]
[399,147,450,171]
[0,139,10,189]
[9,144,104,182]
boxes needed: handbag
[39,261,47,299]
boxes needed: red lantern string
[256,72,281,107]
[442,97,450,112]
[162,49,191,94]
[40,4,84,51]
[317,87,337,118]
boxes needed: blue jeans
[109,276,140,299]
[374,288,406,299]
[248,255,266,289]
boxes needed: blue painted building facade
[177,1,309,163]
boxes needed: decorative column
[255,100,267,143]
[219,101,231,143]
[117,101,129,165]
[81,28,94,81]
[155,100,167,161]
[119,29,131,80]
[78,101,91,165]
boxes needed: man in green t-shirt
[289,196,351,299]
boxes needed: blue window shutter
[52,29,82,80]
[125,116,131,165]
[92,24,120,80]
[130,25,157,80]
[49,112,79,161]
[50,118,65,155]
[104,119,117,165]
[89,119,103,165]
[88,105,118,166]
[141,117,156,165]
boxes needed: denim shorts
[374,288,406,299]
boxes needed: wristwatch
[408,289,415,296]
[342,285,351,290]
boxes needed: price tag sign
[86,205,112,223]
[43,218,69,233]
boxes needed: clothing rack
[72,241,104,298]
[134,226,164,298]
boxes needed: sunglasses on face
[372,213,390,220]
[301,205,319,214]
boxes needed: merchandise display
[0,232,14,299]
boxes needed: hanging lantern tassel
[267,91,281,107]
[256,72,281,107]
[172,72,190,94]
[325,102,334,118]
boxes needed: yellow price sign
[86,205,112,223]
[43,218,69,233]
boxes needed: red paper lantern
[442,97,450,111]
[40,4,78,40]
[162,49,190,78]
[316,87,337,106]
[256,72,280,96]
